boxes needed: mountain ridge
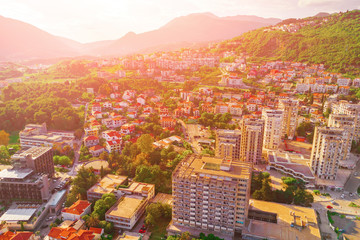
[0,13,281,61]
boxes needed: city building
[242,200,321,240]
[170,155,252,237]
[62,200,91,221]
[333,102,360,141]
[215,130,242,161]
[262,110,284,150]
[328,114,355,161]
[11,146,54,177]
[310,127,346,180]
[105,195,148,230]
[240,118,264,164]
[0,168,50,201]
[87,174,155,202]
[19,123,74,149]
[278,99,299,139]
[0,231,38,240]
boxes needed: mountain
[0,16,83,61]
[0,13,281,61]
[93,13,281,56]
[224,10,360,76]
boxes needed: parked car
[41,224,48,229]
[326,205,333,209]
[341,194,345,199]
[139,225,147,234]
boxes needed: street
[344,154,360,193]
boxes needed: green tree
[0,130,10,146]
[137,134,153,153]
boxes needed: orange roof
[67,230,95,240]
[0,231,14,240]
[62,200,91,215]
[89,228,103,234]
[10,232,34,240]
[48,227,77,239]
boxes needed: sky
[0,0,359,43]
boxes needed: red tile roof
[62,200,91,215]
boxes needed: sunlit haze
[0,0,358,43]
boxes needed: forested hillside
[0,82,83,131]
[227,10,360,76]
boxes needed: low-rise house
[120,124,135,135]
[215,103,229,114]
[92,103,102,112]
[0,231,37,240]
[89,145,105,157]
[338,86,350,95]
[160,117,177,129]
[127,112,137,119]
[106,139,122,153]
[136,95,146,105]
[103,131,122,141]
[84,136,99,148]
[62,200,91,221]
[84,128,98,137]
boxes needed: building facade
[278,99,299,139]
[240,118,264,164]
[12,147,54,177]
[262,110,284,150]
[171,155,252,237]
[310,127,345,180]
[215,130,241,161]
[328,114,355,161]
[0,169,50,201]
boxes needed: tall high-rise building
[12,147,54,177]
[215,130,241,161]
[278,99,299,139]
[310,127,346,180]
[328,114,354,161]
[262,109,284,150]
[171,155,252,237]
[333,102,360,142]
[240,118,264,164]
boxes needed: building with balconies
[310,127,346,180]
[215,130,241,161]
[170,155,252,237]
[262,109,284,150]
[278,99,299,139]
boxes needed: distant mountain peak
[314,12,330,18]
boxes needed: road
[344,154,360,193]
[69,103,88,176]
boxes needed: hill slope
[0,16,83,61]
[230,10,360,75]
[81,13,282,56]
[0,13,281,61]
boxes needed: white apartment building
[262,109,284,150]
[310,127,346,180]
[279,99,299,139]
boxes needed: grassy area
[149,219,170,240]
[9,131,19,144]
[349,202,360,208]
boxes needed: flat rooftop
[174,155,252,180]
[83,160,109,170]
[0,206,39,222]
[151,193,173,206]
[0,168,33,179]
[12,146,52,159]
[88,174,127,195]
[107,196,144,219]
[243,199,321,240]
[48,190,66,207]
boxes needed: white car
[341,194,345,198]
